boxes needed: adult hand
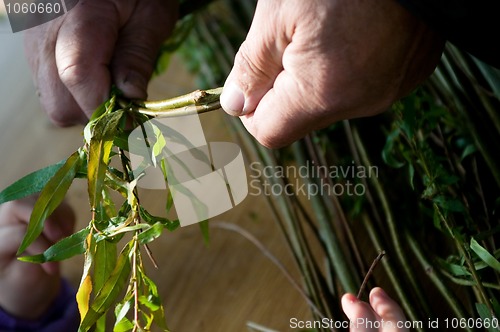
[220,0,444,148]
[0,198,75,320]
[25,0,178,126]
[342,287,408,332]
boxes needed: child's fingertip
[342,293,359,304]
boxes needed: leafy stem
[131,236,140,332]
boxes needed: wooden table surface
[0,20,312,331]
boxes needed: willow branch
[357,251,385,299]
[141,87,222,110]
[137,100,222,118]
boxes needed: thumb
[111,0,178,100]
[220,1,285,116]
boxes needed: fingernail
[343,293,359,303]
[220,83,245,116]
[122,71,148,99]
[371,287,389,300]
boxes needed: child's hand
[0,198,75,320]
[342,287,408,332]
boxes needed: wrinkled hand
[0,198,75,320]
[25,0,178,126]
[342,288,408,332]
[220,0,444,148]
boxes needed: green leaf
[0,160,65,204]
[199,220,210,246]
[438,259,471,277]
[84,98,112,144]
[492,295,500,318]
[160,159,174,213]
[461,144,477,160]
[88,110,124,209]
[17,150,82,255]
[19,227,89,263]
[437,256,493,277]
[113,131,130,151]
[432,207,442,230]
[382,129,405,168]
[113,316,134,332]
[433,196,465,213]
[401,97,417,139]
[139,295,160,311]
[79,242,132,332]
[94,240,117,291]
[139,207,180,231]
[140,269,168,330]
[475,303,497,332]
[138,222,164,244]
[114,295,133,328]
[408,163,415,190]
[470,238,500,272]
[152,123,166,167]
[93,239,117,331]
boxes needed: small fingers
[0,198,75,249]
[369,288,409,331]
[341,293,379,332]
[0,224,58,275]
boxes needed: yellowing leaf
[88,110,124,209]
[79,242,132,331]
[76,274,93,322]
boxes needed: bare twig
[357,250,385,299]
[144,244,159,269]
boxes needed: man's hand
[220,0,444,148]
[0,198,75,320]
[25,0,178,126]
[342,288,408,332]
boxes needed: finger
[111,0,177,100]
[0,199,34,227]
[0,225,26,261]
[0,199,75,245]
[0,224,59,275]
[220,0,287,116]
[341,293,379,332]
[43,200,76,244]
[55,0,129,118]
[25,19,87,126]
[369,287,408,331]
